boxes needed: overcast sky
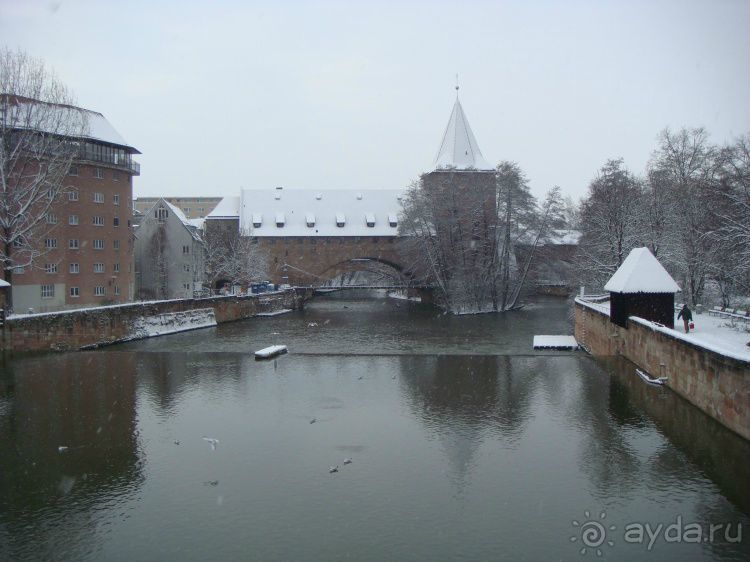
[2,0,749,201]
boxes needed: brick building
[5,98,140,313]
[204,188,405,287]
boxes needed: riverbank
[574,297,750,441]
[1,289,308,354]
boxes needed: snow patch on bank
[255,309,293,317]
[130,308,217,339]
[387,291,421,303]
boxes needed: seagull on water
[309,418,317,424]
[329,466,339,474]
[343,458,353,465]
[202,437,220,450]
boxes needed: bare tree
[203,226,268,292]
[650,128,718,305]
[1,48,87,309]
[576,159,643,288]
[708,134,750,300]
[398,162,542,313]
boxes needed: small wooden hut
[604,247,680,329]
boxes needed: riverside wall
[2,290,307,354]
[574,300,750,441]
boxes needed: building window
[114,263,120,273]
[41,284,55,299]
[113,171,120,182]
[183,207,190,214]
[69,215,79,225]
[113,240,120,250]
[44,263,58,274]
[93,167,104,179]
[69,263,79,274]
[93,239,104,250]
[93,216,104,226]
[69,287,79,298]
[198,207,204,213]
[93,263,105,273]
[182,245,190,254]
[69,239,79,249]
[183,283,191,291]
[113,194,120,205]
[68,165,78,176]
[183,264,190,272]
[68,190,79,201]
[46,213,58,224]
[44,238,57,249]
[94,192,104,203]
[95,286,105,296]
[114,285,120,296]
[12,266,24,274]
[156,207,168,221]
[113,217,119,227]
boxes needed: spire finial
[455,74,460,96]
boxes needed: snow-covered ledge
[629,316,750,364]
[574,296,610,316]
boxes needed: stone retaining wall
[574,300,750,441]
[2,290,302,353]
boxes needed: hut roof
[604,247,680,294]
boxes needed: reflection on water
[0,353,143,560]
[1,294,748,561]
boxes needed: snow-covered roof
[604,247,680,294]
[0,278,10,288]
[5,96,139,153]
[434,97,493,171]
[143,198,201,241]
[239,188,405,237]
[187,218,205,231]
[206,196,241,219]
[163,200,190,225]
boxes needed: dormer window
[156,207,168,222]
[275,212,285,227]
[252,213,262,228]
[306,213,315,227]
[365,213,375,228]
[388,213,398,227]
[336,213,346,227]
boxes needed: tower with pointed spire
[433,86,494,172]
[419,89,499,307]
[423,87,497,220]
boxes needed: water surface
[1,293,748,561]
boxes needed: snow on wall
[130,308,217,339]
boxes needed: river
[1,293,748,561]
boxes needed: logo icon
[571,510,616,556]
